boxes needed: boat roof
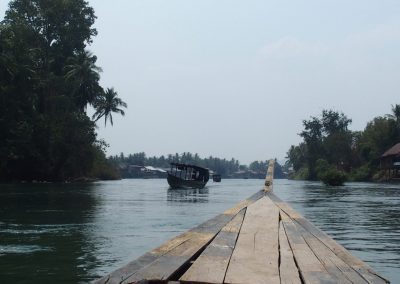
[170,163,209,171]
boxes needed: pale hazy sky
[1,1,400,164]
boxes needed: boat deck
[95,162,389,284]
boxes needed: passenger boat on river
[212,174,221,182]
[167,163,209,189]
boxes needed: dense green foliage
[109,152,285,178]
[0,0,125,181]
[286,106,400,184]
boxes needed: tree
[321,110,352,136]
[286,143,307,172]
[300,116,323,179]
[358,117,397,166]
[92,88,127,126]
[387,104,400,123]
[387,104,400,141]
[0,0,121,181]
[64,50,103,110]
[287,106,400,183]
[288,110,354,182]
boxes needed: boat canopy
[170,163,208,172]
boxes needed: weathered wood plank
[281,211,364,283]
[97,191,266,284]
[121,231,220,282]
[282,213,339,284]
[224,196,280,284]
[97,217,229,284]
[223,190,265,215]
[180,209,245,283]
[299,226,368,284]
[268,192,389,284]
[295,217,389,284]
[264,159,275,192]
[119,192,266,283]
[279,219,302,284]
[95,230,216,284]
[95,253,158,284]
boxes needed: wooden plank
[299,226,368,284]
[180,209,245,283]
[191,214,234,234]
[268,192,389,284]
[279,220,302,284]
[224,196,280,284]
[97,191,266,284]
[95,229,212,284]
[120,191,266,283]
[295,217,389,284]
[223,190,265,215]
[264,159,275,192]
[95,253,158,284]
[281,211,364,283]
[121,231,214,283]
[282,216,338,284]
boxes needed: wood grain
[279,219,302,284]
[269,192,389,284]
[180,209,245,283]
[225,197,280,284]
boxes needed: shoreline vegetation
[1,1,398,185]
[108,152,286,180]
[0,0,126,182]
[286,106,400,185]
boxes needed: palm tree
[386,104,400,141]
[92,88,127,126]
[391,104,400,123]
[64,50,103,111]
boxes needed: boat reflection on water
[167,187,209,203]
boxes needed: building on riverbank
[380,143,400,180]
[120,164,168,178]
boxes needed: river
[0,179,399,283]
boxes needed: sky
[1,1,400,164]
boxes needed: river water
[0,179,399,283]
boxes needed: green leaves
[92,88,127,126]
[64,50,102,110]
[288,106,400,183]
[0,0,123,181]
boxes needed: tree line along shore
[1,1,398,184]
[286,106,400,185]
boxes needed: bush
[291,167,310,180]
[89,143,120,180]
[372,170,389,182]
[349,165,371,181]
[315,159,330,180]
[320,168,347,186]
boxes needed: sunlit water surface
[0,179,399,283]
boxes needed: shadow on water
[167,187,209,203]
[0,183,99,283]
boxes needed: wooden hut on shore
[380,143,400,180]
